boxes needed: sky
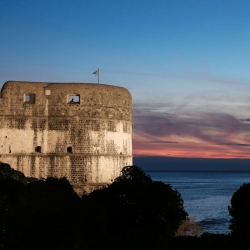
[1,0,250,159]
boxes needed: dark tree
[1,177,83,249]
[228,183,250,248]
[0,178,26,248]
[0,162,37,184]
[86,166,187,249]
[0,163,36,249]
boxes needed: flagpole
[92,69,99,84]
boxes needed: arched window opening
[35,146,41,153]
[67,146,72,153]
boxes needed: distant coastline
[134,156,250,172]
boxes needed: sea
[147,171,250,235]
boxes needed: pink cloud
[132,104,250,158]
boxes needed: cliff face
[0,81,132,194]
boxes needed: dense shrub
[228,183,250,248]
[85,166,187,248]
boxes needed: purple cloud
[146,140,178,144]
[133,103,250,146]
[220,143,250,147]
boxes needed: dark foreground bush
[84,166,187,249]
[169,233,232,250]
[0,177,82,249]
[0,164,235,249]
[0,162,37,184]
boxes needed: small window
[35,146,41,153]
[24,94,35,103]
[68,95,80,104]
[67,146,72,153]
[26,95,30,102]
[45,89,51,95]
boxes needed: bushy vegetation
[85,166,187,248]
[0,161,37,184]
[0,162,243,249]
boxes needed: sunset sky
[1,0,250,159]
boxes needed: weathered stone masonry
[0,81,132,194]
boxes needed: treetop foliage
[87,165,187,240]
[0,161,37,184]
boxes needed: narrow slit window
[68,95,80,104]
[67,146,72,153]
[35,146,41,153]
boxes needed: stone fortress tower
[0,81,132,194]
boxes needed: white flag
[92,69,99,76]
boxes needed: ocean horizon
[134,156,250,172]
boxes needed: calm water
[147,171,250,234]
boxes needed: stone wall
[0,81,132,194]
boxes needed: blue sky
[1,0,250,158]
